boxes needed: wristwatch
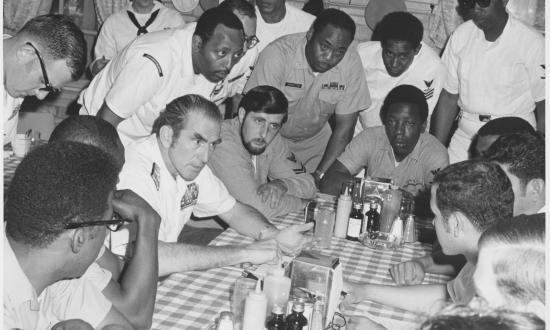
[312,170,325,185]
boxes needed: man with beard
[209,85,316,218]
[431,0,545,163]
[321,85,448,199]
[78,8,245,146]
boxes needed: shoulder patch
[143,53,163,77]
[151,162,161,191]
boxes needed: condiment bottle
[364,202,380,234]
[267,305,286,330]
[263,266,291,316]
[389,216,404,246]
[285,301,308,330]
[242,280,267,330]
[346,201,363,241]
[403,215,417,243]
[216,311,234,330]
[334,184,352,238]
[309,300,324,330]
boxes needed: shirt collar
[4,228,39,307]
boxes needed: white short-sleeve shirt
[442,16,545,118]
[4,232,112,330]
[3,34,23,146]
[115,135,236,245]
[78,26,218,146]
[255,3,315,52]
[356,41,446,131]
[94,2,186,60]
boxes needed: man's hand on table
[244,239,281,265]
[274,222,314,256]
[257,179,288,209]
[390,259,426,285]
[112,190,161,233]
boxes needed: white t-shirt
[4,231,112,329]
[115,135,236,246]
[255,3,315,52]
[94,1,185,61]
[355,41,446,131]
[442,16,545,120]
[3,34,24,146]
[78,26,217,146]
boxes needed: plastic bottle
[285,301,308,330]
[267,305,286,330]
[242,280,267,330]
[309,300,324,330]
[216,311,234,330]
[334,186,352,238]
[263,267,291,316]
[403,215,417,243]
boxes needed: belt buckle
[478,115,492,122]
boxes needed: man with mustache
[431,0,545,163]
[78,8,246,146]
[245,9,371,184]
[208,85,316,218]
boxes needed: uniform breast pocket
[494,63,526,91]
[318,90,340,115]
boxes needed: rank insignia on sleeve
[423,79,434,100]
[151,162,161,191]
[541,65,545,79]
[285,82,302,88]
[180,183,199,210]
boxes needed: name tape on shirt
[151,162,161,191]
[180,183,199,210]
[285,82,302,88]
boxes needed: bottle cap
[272,304,284,314]
[247,279,265,300]
[219,311,233,320]
[292,301,305,313]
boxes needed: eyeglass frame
[244,35,259,50]
[64,212,133,232]
[25,42,62,94]
[459,0,491,9]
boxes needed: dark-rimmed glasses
[244,35,259,50]
[26,42,61,94]
[64,212,132,232]
[459,0,491,9]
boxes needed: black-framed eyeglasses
[244,35,259,50]
[64,212,133,232]
[459,0,491,9]
[26,42,61,94]
[325,312,346,330]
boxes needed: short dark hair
[239,85,288,123]
[433,160,514,231]
[49,115,125,170]
[311,9,356,40]
[376,11,423,48]
[152,94,222,142]
[380,84,429,123]
[419,306,545,330]
[483,132,545,188]
[194,8,244,44]
[218,0,255,18]
[5,141,119,248]
[19,14,87,80]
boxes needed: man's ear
[413,43,422,55]
[15,43,36,64]
[449,212,466,237]
[306,27,314,41]
[525,300,546,321]
[526,178,545,199]
[192,35,203,53]
[159,125,174,148]
[420,120,427,133]
[237,107,246,123]
[70,229,86,254]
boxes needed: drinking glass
[314,207,335,249]
[231,277,257,330]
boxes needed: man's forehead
[183,113,221,140]
[206,24,244,47]
[247,111,285,123]
[382,40,416,52]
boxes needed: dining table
[4,154,450,330]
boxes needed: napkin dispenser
[288,251,343,327]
